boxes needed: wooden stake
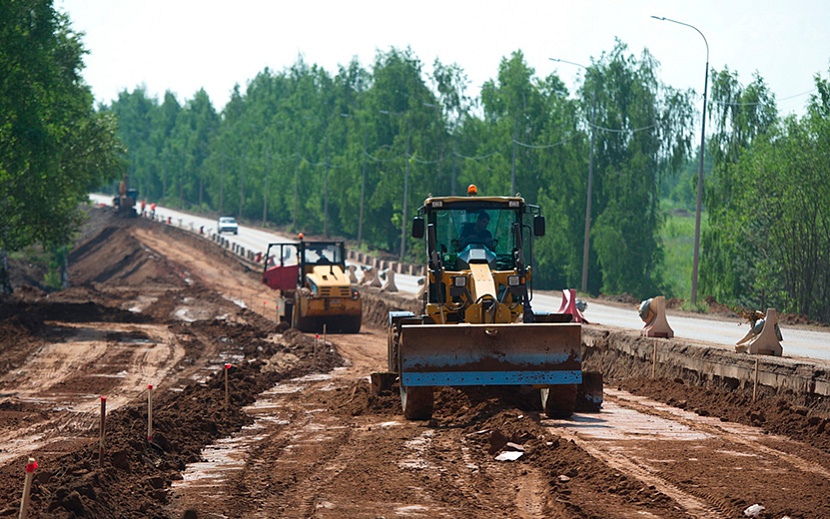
[18,457,37,519]
[224,364,231,408]
[753,358,760,402]
[147,384,154,442]
[99,396,107,466]
[323,324,327,345]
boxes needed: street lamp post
[550,58,597,293]
[652,16,709,306]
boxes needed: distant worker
[140,199,146,215]
[459,211,494,250]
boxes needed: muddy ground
[0,207,828,518]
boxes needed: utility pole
[323,138,330,238]
[238,153,245,218]
[400,132,410,261]
[358,131,368,245]
[293,140,299,231]
[199,165,204,208]
[162,157,167,201]
[262,148,269,226]
[511,111,518,194]
[550,57,598,294]
[219,154,224,214]
[451,135,458,196]
[179,148,185,209]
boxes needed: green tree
[1,0,124,274]
[700,69,778,306]
[702,69,830,322]
[586,41,694,297]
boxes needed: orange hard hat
[298,232,304,240]
[467,184,478,195]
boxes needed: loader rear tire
[401,385,433,420]
[541,384,577,419]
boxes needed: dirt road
[0,208,829,518]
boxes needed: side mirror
[533,215,546,237]
[412,216,425,238]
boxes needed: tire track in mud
[170,366,554,519]
[0,322,180,467]
[610,389,830,479]
[550,388,830,518]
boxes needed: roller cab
[263,239,362,334]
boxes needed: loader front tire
[401,385,433,420]
[541,384,577,419]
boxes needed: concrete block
[639,296,674,338]
[380,268,398,292]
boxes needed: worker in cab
[459,211,494,250]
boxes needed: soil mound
[70,225,189,288]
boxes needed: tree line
[4,1,829,323]
[106,42,697,300]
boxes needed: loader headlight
[507,275,521,287]
[452,276,467,287]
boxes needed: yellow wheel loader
[385,190,602,420]
[262,237,362,333]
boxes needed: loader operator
[459,211,494,250]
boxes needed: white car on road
[217,216,239,235]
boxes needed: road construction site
[1,206,830,518]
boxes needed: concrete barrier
[639,296,674,338]
[379,268,398,292]
[736,308,784,356]
[583,328,830,397]
[360,266,382,288]
[347,264,359,284]
[558,288,588,323]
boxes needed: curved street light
[550,58,597,293]
[652,15,709,307]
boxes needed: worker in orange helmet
[467,184,478,196]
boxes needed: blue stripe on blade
[401,370,583,387]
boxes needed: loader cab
[412,196,543,272]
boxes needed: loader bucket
[399,322,582,387]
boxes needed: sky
[56,0,830,117]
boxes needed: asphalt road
[89,195,830,361]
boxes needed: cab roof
[420,195,526,213]
[423,195,524,205]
